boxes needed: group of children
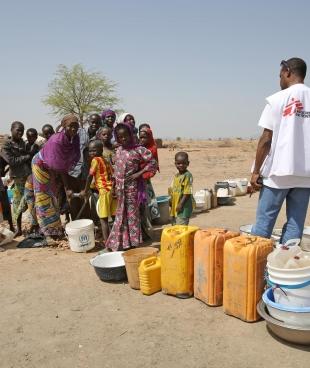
[0,110,195,251]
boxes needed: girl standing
[105,123,157,251]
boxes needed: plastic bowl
[262,288,310,327]
[257,300,310,345]
[90,252,127,282]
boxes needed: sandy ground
[1,139,310,368]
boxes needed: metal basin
[257,300,310,345]
[90,252,127,282]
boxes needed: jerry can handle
[142,256,157,268]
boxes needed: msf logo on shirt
[283,98,304,117]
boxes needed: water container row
[160,225,273,322]
[215,178,248,197]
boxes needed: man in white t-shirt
[251,58,310,244]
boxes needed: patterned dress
[31,153,63,236]
[105,146,157,251]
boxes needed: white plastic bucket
[0,227,14,246]
[65,219,95,252]
[226,178,248,196]
[267,263,310,308]
[193,189,211,212]
[227,181,237,197]
[237,178,248,196]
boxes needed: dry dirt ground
[1,139,310,368]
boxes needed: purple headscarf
[101,109,116,120]
[40,130,80,172]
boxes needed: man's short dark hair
[42,124,54,131]
[286,57,307,79]
[175,151,189,161]
[26,128,38,136]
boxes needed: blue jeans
[251,185,310,244]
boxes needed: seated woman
[28,114,80,239]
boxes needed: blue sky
[1,0,309,138]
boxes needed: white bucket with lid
[267,266,310,308]
[65,219,95,252]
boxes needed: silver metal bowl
[257,300,310,345]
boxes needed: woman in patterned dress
[29,114,80,237]
[105,122,157,251]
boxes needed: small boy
[169,151,194,225]
[96,126,115,167]
[25,128,40,156]
[80,140,116,247]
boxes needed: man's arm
[250,128,273,190]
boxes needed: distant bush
[217,139,233,148]
[176,137,181,141]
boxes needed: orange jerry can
[161,225,199,298]
[194,228,239,306]
[223,235,273,322]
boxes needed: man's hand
[250,173,262,194]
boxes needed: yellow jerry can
[161,225,199,298]
[223,235,273,322]
[139,256,161,295]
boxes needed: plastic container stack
[262,242,310,332]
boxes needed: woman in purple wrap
[105,122,157,251]
[29,114,80,237]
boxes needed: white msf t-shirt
[258,83,310,189]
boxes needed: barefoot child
[169,151,194,225]
[80,140,115,246]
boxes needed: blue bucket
[156,195,170,203]
[154,196,170,225]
